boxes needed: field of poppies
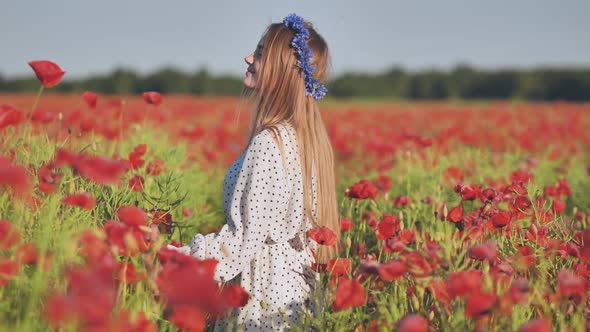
[0,61,589,331]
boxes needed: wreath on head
[282,13,328,101]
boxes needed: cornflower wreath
[282,13,328,100]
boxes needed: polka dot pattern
[186,122,320,331]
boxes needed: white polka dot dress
[178,122,319,331]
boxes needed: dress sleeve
[188,129,291,283]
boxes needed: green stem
[28,85,44,120]
[22,85,44,138]
[91,131,97,152]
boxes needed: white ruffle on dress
[173,122,319,331]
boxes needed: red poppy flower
[156,252,239,316]
[332,277,366,312]
[353,243,366,257]
[447,270,483,299]
[481,189,500,204]
[38,164,63,195]
[326,258,351,276]
[413,135,433,148]
[402,251,434,278]
[362,210,378,231]
[222,284,250,307]
[525,223,548,247]
[580,228,590,261]
[76,230,116,268]
[182,207,193,217]
[393,195,411,208]
[146,159,166,176]
[168,305,205,332]
[0,258,19,287]
[557,269,586,303]
[79,118,96,133]
[52,149,78,168]
[518,318,551,332]
[152,209,174,234]
[384,231,415,253]
[510,169,534,185]
[454,183,481,201]
[489,210,511,228]
[116,206,148,227]
[61,192,96,210]
[395,314,429,332]
[142,92,163,106]
[504,182,528,196]
[427,278,450,307]
[511,195,532,213]
[339,217,353,233]
[444,166,464,184]
[0,156,33,201]
[382,237,404,253]
[447,203,463,223]
[133,143,147,156]
[31,108,56,124]
[169,240,182,248]
[44,263,117,327]
[552,199,566,215]
[555,179,571,196]
[468,241,498,264]
[75,155,129,185]
[128,174,145,192]
[509,278,529,305]
[544,185,558,198]
[464,289,497,317]
[0,220,21,250]
[117,261,147,284]
[14,242,39,265]
[103,220,153,256]
[28,60,65,88]
[463,224,485,242]
[372,174,392,192]
[531,208,554,224]
[152,209,172,226]
[82,91,98,108]
[104,310,157,332]
[308,226,337,246]
[509,245,537,270]
[128,144,147,170]
[398,229,415,245]
[376,213,400,240]
[377,259,407,281]
[345,179,378,200]
[0,104,24,129]
[573,263,590,278]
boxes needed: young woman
[169,13,340,331]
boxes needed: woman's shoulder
[251,122,294,149]
[243,127,284,164]
[249,127,279,150]
[244,124,294,176]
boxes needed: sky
[1,0,589,80]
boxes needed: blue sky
[1,0,588,80]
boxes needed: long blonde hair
[236,20,340,263]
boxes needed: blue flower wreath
[282,13,328,101]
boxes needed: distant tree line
[1,65,589,100]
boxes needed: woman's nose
[244,53,254,65]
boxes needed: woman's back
[193,122,319,331]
